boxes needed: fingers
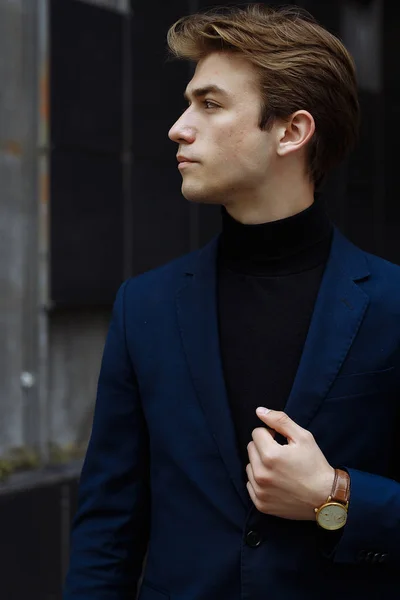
[247,439,264,470]
[256,408,308,442]
[246,479,258,506]
[246,459,263,504]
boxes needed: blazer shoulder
[118,236,218,303]
[364,249,400,282]
[128,248,201,287]
[361,249,400,316]
[333,228,400,312]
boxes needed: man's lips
[177,156,198,169]
[177,156,197,163]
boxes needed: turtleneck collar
[218,198,333,277]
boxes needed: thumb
[256,407,303,442]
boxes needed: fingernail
[256,407,270,415]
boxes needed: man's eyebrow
[183,85,229,101]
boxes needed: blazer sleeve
[63,280,150,600]
[330,468,400,566]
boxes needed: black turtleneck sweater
[217,199,333,467]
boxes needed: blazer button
[371,553,382,564]
[246,530,262,548]
[379,554,389,564]
[365,551,375,563]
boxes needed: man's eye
[204,100,218,109]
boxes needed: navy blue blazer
[64,228,400,600]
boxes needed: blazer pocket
[138,582,170,600]
[326,367,395,401]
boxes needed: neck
[221,171,315,225]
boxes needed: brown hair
[167,3,360,187]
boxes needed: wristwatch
[314,468,350,531]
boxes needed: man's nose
[168,114,195,144]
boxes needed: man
[64,5,400,599]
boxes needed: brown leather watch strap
[330,468,350,504]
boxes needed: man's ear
[276,110,315,157]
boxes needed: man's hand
[246,407,335,521]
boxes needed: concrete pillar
[0,0,39,457]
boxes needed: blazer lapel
[176,237,250,510]
[284,228,371,428]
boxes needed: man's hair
[167,3,360,187]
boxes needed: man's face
[168,51,278,209]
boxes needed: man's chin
[181,184,221,205]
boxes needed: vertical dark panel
[50,150,124,306]
[51,0,124,152]
[130,157,191,274]
[337,2,385,257]
[344,90,382,254]
[382,2,400,264]
[50,0,125,305]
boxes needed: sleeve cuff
[329,468,400,565]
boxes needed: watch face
[317,503,348,531]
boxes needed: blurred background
[0,0,398,597]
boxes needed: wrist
[314,468,351,530]
[311,466,336,517]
